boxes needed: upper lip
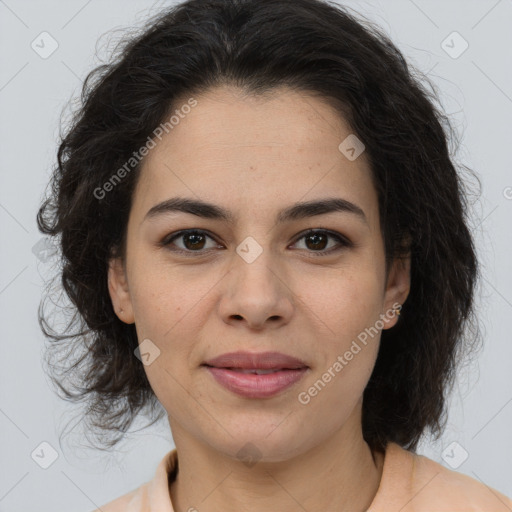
[203,351,308,370]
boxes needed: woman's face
[108,85,410,461]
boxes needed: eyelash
[159,229,352,257]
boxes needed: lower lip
[205,366,308,398]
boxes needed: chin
[207,422,313,464]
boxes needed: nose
[217,244,294,331]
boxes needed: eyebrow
[143,196,368,226]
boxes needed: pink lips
[202,351,309,399]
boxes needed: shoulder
[88,448,177,512]
[370,442,512,511]
[89,483,149,512]
[413,452,511,510]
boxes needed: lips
[202,351,309,398]
[227,368,285,375]
[203,350,308,370]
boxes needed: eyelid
[160,228,352,256]
[289,229,353,257]
[160,229,222,252]
[291,228,352,247]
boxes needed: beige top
[93,442,512,511]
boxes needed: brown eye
[160,228,352,257]
[181,232,207,250]
[291,229,352,255]
[161,230,220,253]
[304,232,328,250]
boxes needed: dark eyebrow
[143,197,368,226]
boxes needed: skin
[108,84,410,512]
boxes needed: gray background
[1,0,511,510]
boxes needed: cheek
[128,256,210,335]
[296,265,384,403]
[127,269,204,418]
[127,260,221,387]
[297,271,383,417]
[300,264,384,345]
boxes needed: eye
[160,229,221,254]
[290,229,352,256]
[159,228,352,256]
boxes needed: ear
[381,252,411,330]
[108,256,135,324]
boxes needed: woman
[37,0,512,510]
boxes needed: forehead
[160,85,354,154]
[132,85,379,229]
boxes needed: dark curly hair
[37,0,482,453]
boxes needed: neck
[168,404,384,512]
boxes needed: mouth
[202,350,308,370]
[208,367,300,375]
[201,351,309,398]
